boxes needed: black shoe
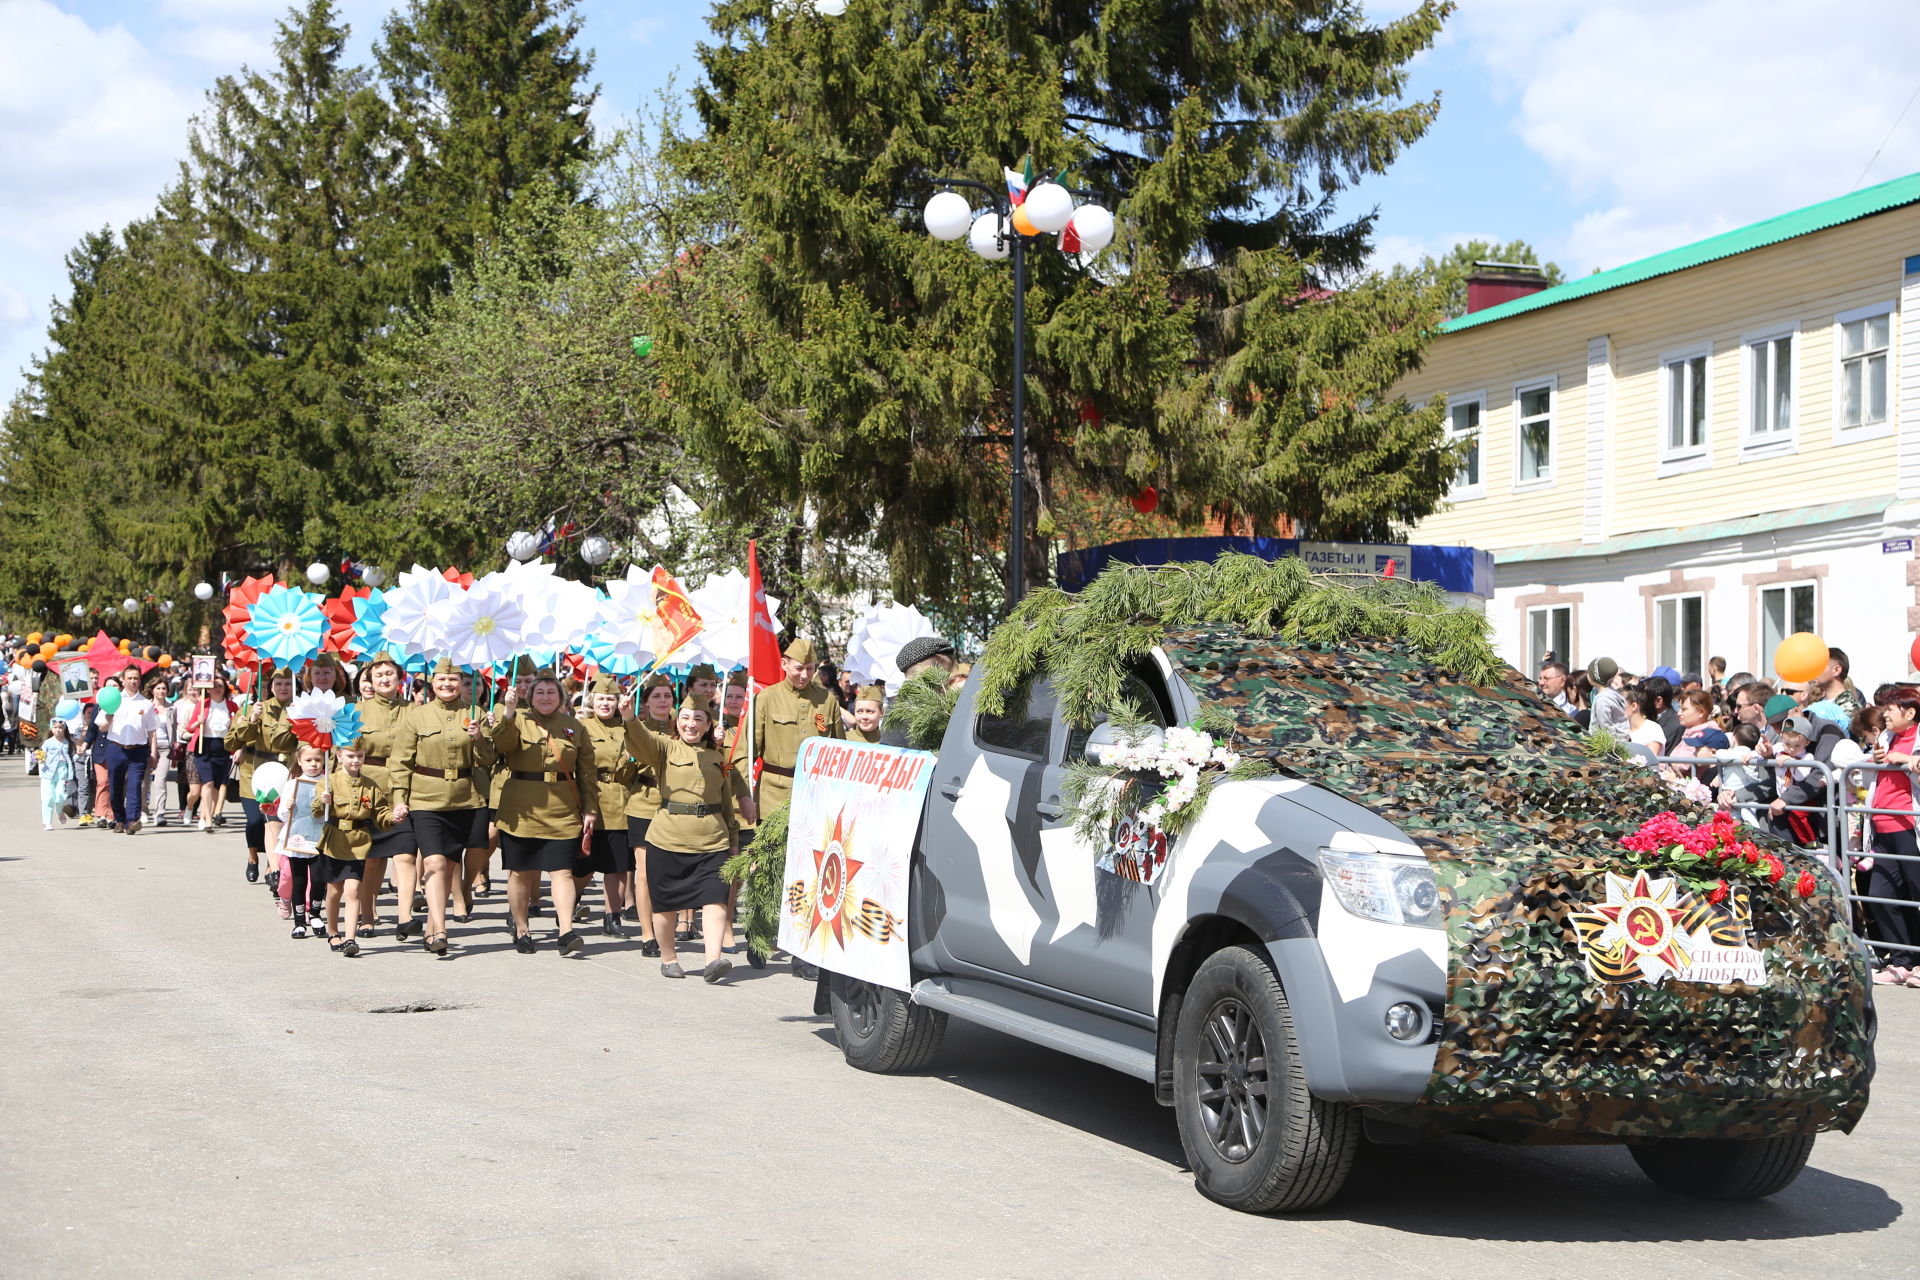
[426,932,448,956]
[395,919,422,941]
[245,860,260,884]
[640,938,660,958]
[792,958,820,981]
[558,930,584,956]
[702,957,733,984]
[341,938,360,958]
[265,870,280,893]
[513,931,536,954]
[675,927,694,943]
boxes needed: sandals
[426,932,448,956]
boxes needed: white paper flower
[380,565,462,660]
[844,602,938,686]
[685,568,781,671]
[442,578,528,668]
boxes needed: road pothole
[367,1002,470,1014]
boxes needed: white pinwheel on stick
[380,565,463,662]
[686,568,781,671]
[844,602,938,687]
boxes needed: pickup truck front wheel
[829,973,947,1073]
[1628,1133,1815,1199]
[1173,946,1357,1213]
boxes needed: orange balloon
[26,632,41,645]
[39,642,56,657]
[118,639,131,653]
[158,655,173,668]
[1774,632,1829,684]
[1010,203,1039,237]
[55,633,71,648]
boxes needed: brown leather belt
[363,754,387,767]
[511,769,573,783]
[664,801,721,817]
[762,762,795,777]
[412,765,475,780]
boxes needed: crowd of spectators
[1537,645,1920,983]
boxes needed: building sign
[1300,541,1413,576]
[1883,539,1913,555]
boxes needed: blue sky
[4,0,1919,408]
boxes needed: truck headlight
[1315,848,1444,929]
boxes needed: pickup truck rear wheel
[1628,1134,1815,1200]
[829,972,947,1073]
[1173,945,1356,1213]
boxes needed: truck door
[917,675,1063,981]
[1024,669,1171,1014]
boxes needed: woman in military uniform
[623,674,675,956]
[491,675,598,955]
[390,658,495,956]
[451,670,494,923]
[625,694,745,982]
[580,675,635,937]
[354,654,417,935]
[847,685,886,743]
[227,666,297,904]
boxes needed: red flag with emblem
[746,539,782,691]
[647,565,702,666]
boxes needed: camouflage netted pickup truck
[824,627,1874,1213]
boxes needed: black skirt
[500,832,579,873]
[590,825,635,874]
[469,807,493,847]
[414,807,482,860]
[646,841,730,911]
[321,854,366,883]
[626,816,651,847]
[368,812,417,858]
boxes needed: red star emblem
[1585,870,1691,974]
[806,808,863,951]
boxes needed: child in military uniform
[848,685,886,743]
[315,739,394,957]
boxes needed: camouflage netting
[1162,626,1874,1140]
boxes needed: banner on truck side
[778,737,936,992]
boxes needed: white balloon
[580,535,614,567]
[193,581,215,601]
[923,190,972,242]
[505,530,541,563]
[1024,182,1074,234]
[812,0,848,13]
[360,565,386,588]
[121,597,138,612]
[305,561,330,586]
[1067,203,1115,253]
[968,212,1009,261]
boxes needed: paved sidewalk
[0,768,1910,1278]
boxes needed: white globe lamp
[923,191,972,242]
[72,604,85,618]
[968,212,1009,261]
[1067,204,1115,253]
[305,561,330,586]
[121,597,138,613]
[361,565,386,588]
[580,535,613,567]
[193,581,215,602]
[505,530,541,563]
[1023,182,1074,234]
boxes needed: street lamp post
[923,171,1114,607]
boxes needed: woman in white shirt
[186,676,239,837]
[143,674,173,826]
[1625,687,1669,759]
[98,666,160,834]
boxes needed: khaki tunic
[354,695,410,791]
[489,708,598,840]
[313,769,394,860]
[390,699,496,811]
[847,725,883,744]
[624,720,743,852]
[227,697,296,795]
[752,679,843,813]
[580,715,632,831]
[623,717,673,822]
[722,722,755,829]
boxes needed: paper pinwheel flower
[351,589,389,659]
[442,579,527,668]
[686,568,782,671]
[580,631,643,676]
[381,565,462,660]
[287,691,362,751]
[244,585,328,671]
[322,585,367,657]
[844,602,938,686]
[221,575,275,668]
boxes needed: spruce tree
[658,0,1455,614]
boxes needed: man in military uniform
[751,637,840,977]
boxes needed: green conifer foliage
[657,0,1455,619]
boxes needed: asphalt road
[1,767,1911,1278]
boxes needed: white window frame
[1526,605,1572,675]
[1739,322,1798,460]
[1512,376,1556,491]
[1758,580,1819,679]
[1446,390,1486,501]
[1658,342,1713,475]
[1653,591,1706,677]
[1833,301,1897,444]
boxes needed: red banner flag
[647,565,703,665]
[747,539,782,691]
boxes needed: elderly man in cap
[879,636,958,748]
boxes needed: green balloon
[631,334,654,359]
[96,686,123,715]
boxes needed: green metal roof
[1490,494,1897,564]
[1442,171,1920,334]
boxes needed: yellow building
[1395,173,1920,687]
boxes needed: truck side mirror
[1085,719,1164,763]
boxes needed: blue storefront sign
[1055,536,1495,599]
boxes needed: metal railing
[1637,749,1920,961]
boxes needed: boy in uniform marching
[316,737,395,957]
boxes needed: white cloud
[1451,0,1920,272]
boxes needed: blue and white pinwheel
[580,631,643,676]
[245,585,327,671]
